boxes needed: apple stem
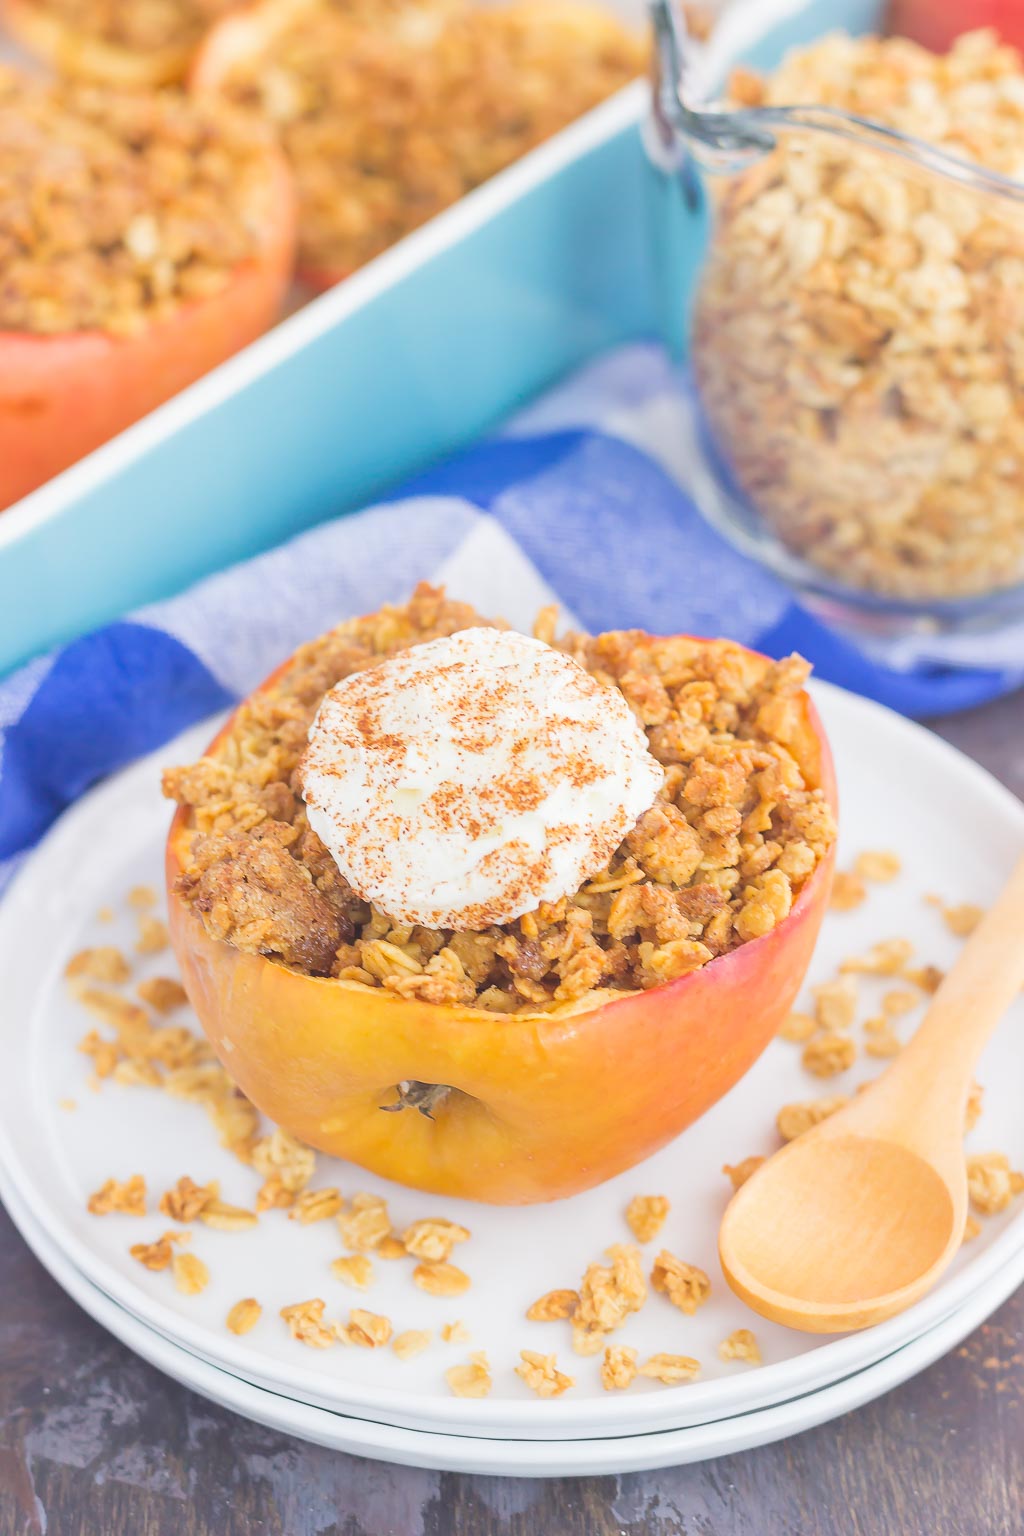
[380,1080,451,1119]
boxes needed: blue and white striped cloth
[2,343,1021,895]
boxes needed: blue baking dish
[0,0,880,676]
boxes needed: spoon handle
[895,851,1024,1093]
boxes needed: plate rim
[0,679,1022,1436]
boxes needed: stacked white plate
[2,683,1023,1476]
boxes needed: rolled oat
[226,1297,262,1335]
[526,1289,579,1322]
[172,1251,209,1295]
[392,1329,431,1360]
[412,1262,470,1298]
[638,1353,701,1385]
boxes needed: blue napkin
[1,343,1019,894]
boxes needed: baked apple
[165,587,837,1204]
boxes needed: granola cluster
[693,29,1024,602]
[164,584,836,1012]
[524,1237,722,1389]
[0,68,276,335]
[208,0,643,278]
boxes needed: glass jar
[649,5,1024,646]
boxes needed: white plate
[4,1168,1022,1477]
[0,685,1022,1440]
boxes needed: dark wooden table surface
[2,692,1022,1536]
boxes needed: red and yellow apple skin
[166,641,837,1205]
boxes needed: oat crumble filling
[0,69,276,336]
[164,585,835,1013]
[209,0,644,278]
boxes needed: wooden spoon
[719,853,1024,1333]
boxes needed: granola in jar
[692,29,1024,603]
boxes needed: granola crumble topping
[209,0,643,279]
[0,69,278,336]
[166,585,835,1011]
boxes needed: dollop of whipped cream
[298,627,663,931]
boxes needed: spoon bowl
[721,1133,962,1332]
[719,852,1024,1333]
